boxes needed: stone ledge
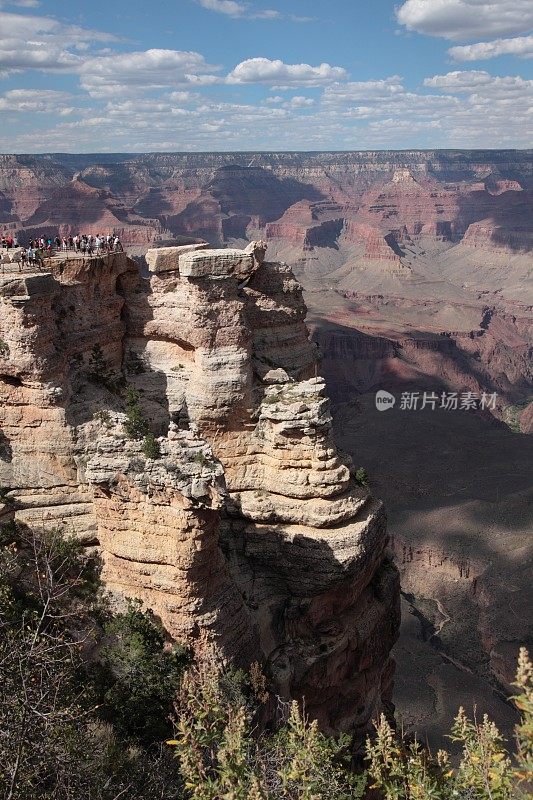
[145,243,209,273]
[0,273,56,298]
[180,249,254,279]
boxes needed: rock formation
[0,245,399,740]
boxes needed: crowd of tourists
[1,233,124,268]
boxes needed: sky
[0,0,532,152]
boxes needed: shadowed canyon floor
[333,392,531,749]
[305,287,532,750]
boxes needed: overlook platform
[0,250,129,286]
[0,252,133,298]
[0,248,125,274]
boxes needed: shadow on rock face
[219,502,400,742]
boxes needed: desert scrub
[262,393,281,405]
[191,451,207,465]
[168,655,366,800]
[263,391,322,407]
[0,339,9,357]
[165,463,183,478]
[93,409,112,428]
[355,467,369,487]
[123,386,150,440]
[280,392,321,405]
[0,526,184,798]
[502,401,530,433]
[86,344,120,392]
[142,433,161,460]
[96,600,190,744]
[366,648,533,800]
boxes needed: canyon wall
[0,246,399,739]
[1,151,531,259]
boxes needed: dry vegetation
[1,519,531,799]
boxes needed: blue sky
[0,0,532,151]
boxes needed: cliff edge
[0,245,399,739]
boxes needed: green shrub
[355,467,369,488]
[2,521,532,800]
[263,393,281,405]
[94,409,112,428]
[169,656,365,800]
[86,343,120,391]
[142,433,161,460]
[503,402,530,434]
[366,647,533,800]
[97,601,189,744]
[0,524,183,798]
[124,386,150,440]
[0,339,9,357]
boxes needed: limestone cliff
[0,245,399,739]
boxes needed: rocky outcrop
[0,245,399,741]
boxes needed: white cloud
[79,49,219,97]
[195,0,281,19]
[254,9,281,18]
[369,118,442,131]
[423,69,495,89]
[0,6,531,153]
[1,78,530,151]
[226,57,347,86]
[167,90,197,102]
[449,34,533,60]
[0,88,73,112]
[396,0,533,41]
[0,10,116,75]
[289,95,315,107]
[7,64,526,152]
[196,0,245,16]
[423,70,532,93]
[323,77,405,103]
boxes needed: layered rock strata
[0,245,399,738]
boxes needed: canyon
[1,149,532,746]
